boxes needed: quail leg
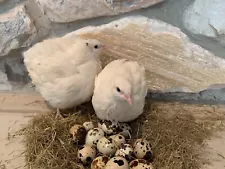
[118,123,132,139]
[127,130,132,139]
[73,106,82,115]
[55,108,62,118]
[111,119,119,127]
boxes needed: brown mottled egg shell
[109,134,126,147]
[115,143,134,161]
[98,120,119,135]
[91,156,109,169]
[69,124,87,144]
[97,137,117,156]
[129,159,154,169]
[77,145,96,165]
[85,128,105,147]
[83,121,95,131]
[105,157,129,169]
[133,139,154,162]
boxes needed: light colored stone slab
[36,0,164,22]
[64,16,225,92]
[183,0,225,45]
[0,5,37,56]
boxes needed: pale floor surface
[0,92,52,169]
[0,92,224,169]
[203,131,225,169]
[0,112,32,169]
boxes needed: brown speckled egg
[69,124,87,144]
[97,137,117,156]
[133,139,154,162]
[105,157,129,169]
[129,159,154,169]
[83,121,95,131]
[115,143,134,161]
[91,156,109,169]
[85,128,105,147]
[77,145,96,165]
[109,134,126,147]
[98,120,119,135]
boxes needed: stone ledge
[64,16,225,92]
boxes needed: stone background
[0,0,225,93]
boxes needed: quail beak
[100,44,106,50]
[124,94,132,105]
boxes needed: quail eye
[116,87,121,92]
[86,43,89,46]
[94,45,98,49]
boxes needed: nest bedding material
[21,101,224,169]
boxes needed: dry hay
[0,161,6,169]
[20,101,225,169]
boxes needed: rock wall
[183,0,225,46]
[0,0,163,91]
[36,0,163,22]
[0,0,225,92]
[0,0,163,57]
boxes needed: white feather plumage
[92,59,147,123]
[24,37,103,109]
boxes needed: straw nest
[19,100,225,169]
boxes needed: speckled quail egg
[129,159,154,169]
[109,134,126,147]
[133,139,154,162]
[118,123,132,138]
[85,128,105,147]
[115,143,134,161]
[69,124,87,144]
[91,156,109,169]
[97,137,117,156]
[105,157,129,169]
[83,121,95,131]
[77,145,96,165]
[98,120,119,135]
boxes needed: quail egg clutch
[69,120,154,169]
